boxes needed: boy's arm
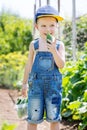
[47,41,65,69]
[53,41,65,68]
[22,42,34,96]
[22,43,34,84]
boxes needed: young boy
[22,5,65,130]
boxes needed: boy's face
[35,16,57,40]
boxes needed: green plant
[0,51,28,89]
[62,15,87,60]
[1,121,17,130]
[61,42,87,129]
[0,13,33,54]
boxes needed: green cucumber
[47,33,52,41]
[46,33,55,44]
[17,99,21,105]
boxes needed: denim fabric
[27,41,62,124]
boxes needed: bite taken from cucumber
[46,33,55,44]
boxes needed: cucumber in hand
[46,33,55,44]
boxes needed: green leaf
[72,114,80,120]
[1,122,17,130]
[78,103,87,114]
[62,109,72,117]
[83,90,87,102]
[68,101,81,110]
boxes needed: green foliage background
[0,12,33,54]
[0,51,28,88]
[61,42,87,130]
[0,12,32,89]
[62,14,87,60]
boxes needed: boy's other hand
[21,84,28,97]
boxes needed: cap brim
[37,14,64,21]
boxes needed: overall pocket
[38,57,54,71]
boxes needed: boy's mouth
[44,33,52,36]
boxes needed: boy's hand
[21,84,28,97]
[47,39,56,54]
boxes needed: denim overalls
[27,39,62,124]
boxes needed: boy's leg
[27,123,37,130]
[50,122,60,130]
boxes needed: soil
[0,88,79,130]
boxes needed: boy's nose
[46,27,50,32]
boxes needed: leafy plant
[0,13,33,54]
[62,42,87,129]
[1,121,17,130]
[0,51,28,89]
[62,15,87,60]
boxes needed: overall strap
[33,39,39,50]
[56,40,60,50]
[33,39,60,50]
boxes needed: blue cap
[35,5,63,23]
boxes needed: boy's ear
[35,23,38,30]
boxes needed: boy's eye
[50,24,55,27]
[41,25,46,27]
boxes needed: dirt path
[0,89,78,130]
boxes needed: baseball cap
[35,5,64,23]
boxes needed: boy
[22,5,65,130]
